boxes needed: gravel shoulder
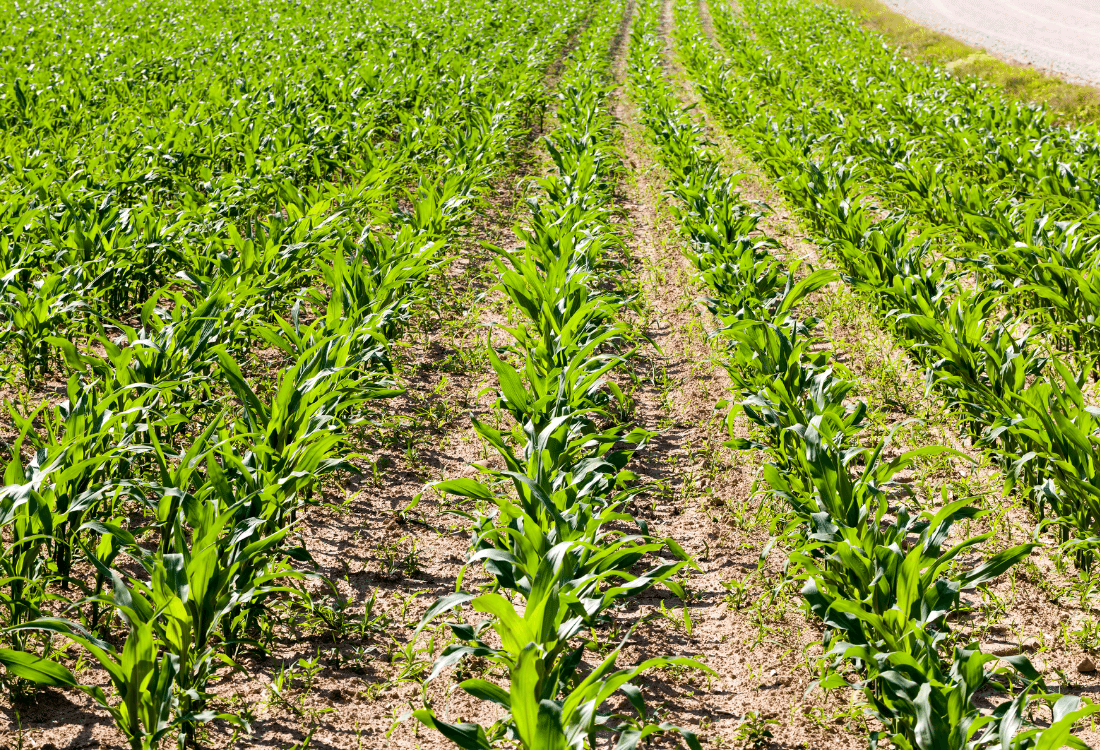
[880,0,1100,87]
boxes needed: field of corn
[5,0,1100,747]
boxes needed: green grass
[825,0,1100,124]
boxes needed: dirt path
[594,0,875,744]
[882,0,1100,86]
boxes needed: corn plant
[411,6,712,747]
[633,1,1097,744]
[6,613,191,750]
[0,272,83,384]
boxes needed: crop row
[733,0,1100,210]
[0,0,585,387]
[629,0,1098,747]
[694,0,1100,362]
[409,3,713,748]
[663,0,1100,565]
[0,0,595,746]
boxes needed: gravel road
[880,0,1100,87]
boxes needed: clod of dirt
[1022,637,1041,653]
[1078,657,1097,673]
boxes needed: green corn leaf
[411,710,492,750]
[957,544,1036,590]
[460,679,511,708]
[473,594,535,655]
[431,478,497,500]
[0,649,77,686]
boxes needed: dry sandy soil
[882,0,1100,86]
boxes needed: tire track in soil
[601,0,872,744]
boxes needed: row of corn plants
[690,0,1100,362]
[748,0,1100,354]
[721,0,1100,212]
[0,2,594,747]
[408,3,713,748]
[671,0,1100,564]
[0,179,438,750]
[628,0,1099,747]
[0,0,584,387]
